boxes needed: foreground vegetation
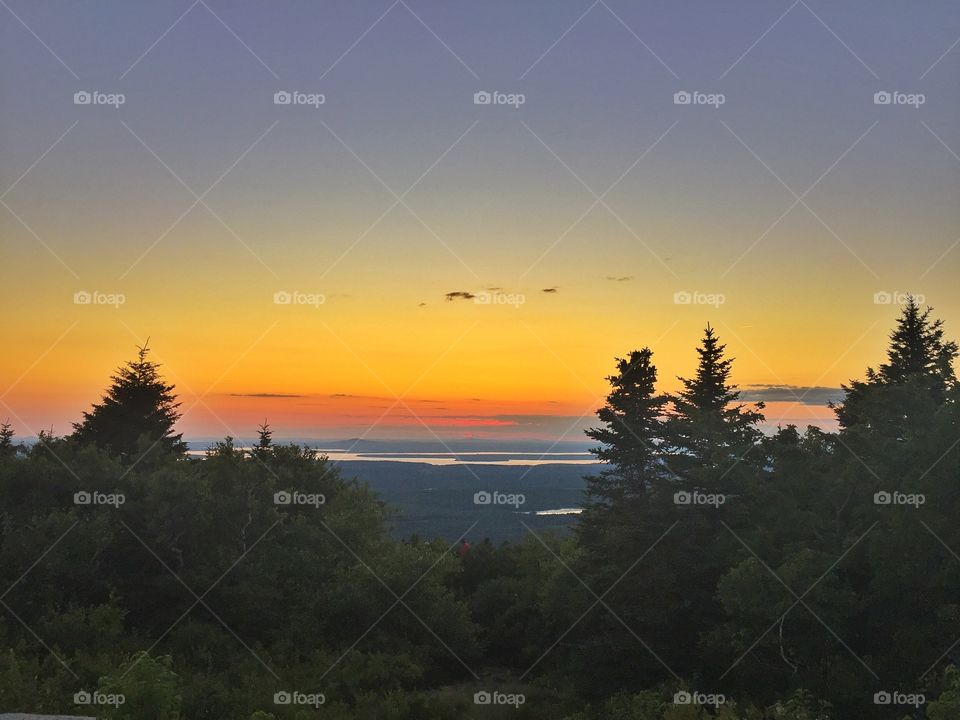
[1,298,958,718]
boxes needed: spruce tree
[583,348,668,508]
[836,298,957,430]
[72,342,185,459]
[249,420,274,462]
[876,296,957,388]
[663,324,764,486]
[573,348,681,689]
[0,420,16,457]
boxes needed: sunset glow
[2,1,958,441]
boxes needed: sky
[1,0,959,441]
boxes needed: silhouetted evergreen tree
[583,348,668,511]
[249,420,273,462]
[72,342,185,459]
[576,347,673,601]
[837,297,958,430]
[662,324,765,487]
[877,296,957,387]
[0,420,15,457]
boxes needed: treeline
[1,299,959,718]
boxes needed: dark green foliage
[0,431,477,717]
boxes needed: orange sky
[0,285,930,440]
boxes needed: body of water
[188,447,597,467]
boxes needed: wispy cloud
[541,286,559,294]
[739,384,844,405]
[606,275,633,282]
[229,392,304,398]
[445,291,476,301]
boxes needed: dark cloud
[229,392,304,398]
[541,286,559,294]
[445,291,476,301]
[418,302,427,307]
[739,385,844,405]
[606,275,633,282]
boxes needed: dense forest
[1,297,958,719]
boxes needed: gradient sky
[2,1,959,441]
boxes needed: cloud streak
[229,392,304,398]
[739,384,844,405]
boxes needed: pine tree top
[875,296,957,387]
[675,324,741,413]
[72,342,185,459]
